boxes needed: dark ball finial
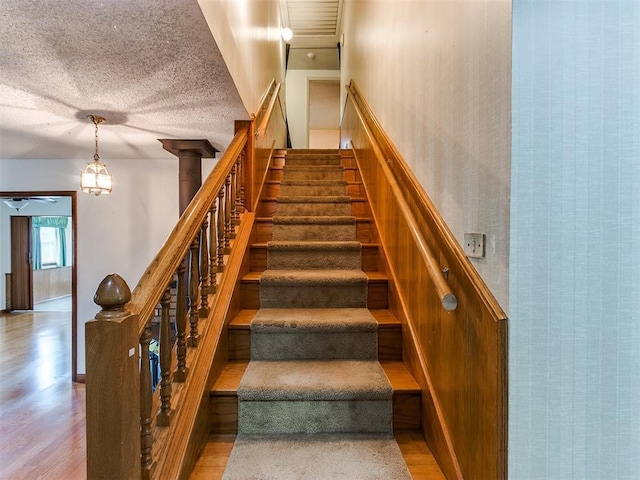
[94,273,131,320]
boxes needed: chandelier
[81,115,112,196]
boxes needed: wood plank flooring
[0,304,87,479]
[0,301,445,479]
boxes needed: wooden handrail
[342,79,507,480]
[86,78,287,480]
[255,82,281,138]
[127,128,248,335]
[347,81,505,319]
[345,89,456,311]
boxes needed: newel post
[85,274,140,480]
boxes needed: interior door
[10,216,33,310]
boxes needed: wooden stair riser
[261,198,368,218]
[284,155,342,166]
[266,244,362,271]
[276,199,352,217]
[210,361,420,434]
[240,276,388,310]
[251,243,379,272]
[280,184,348,196]
[260,282,367,309]
[255,218,373,244]
[237,399,392,435]
[265,182,364,199]
[228,323,401,362]
[272,221,357,241]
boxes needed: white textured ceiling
[0,0,248,160]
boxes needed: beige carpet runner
[222,150,411,479]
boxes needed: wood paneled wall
[33,266,71,303]
[342,82,507,480]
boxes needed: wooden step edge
[256,216,373,223]
[242,271,387,282]
[250,240,380,250]
[211,360,248,395]
[370,309,402,328]
[381,361,421,394]
[229,309,257,328]
[211,360,418,396]
[366,271,388,282]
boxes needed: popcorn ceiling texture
[0,0,248,159]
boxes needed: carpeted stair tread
[273,215,356,225]
[259,269,368,308]
[282,165,345,181]
[280,182,348,196]
[285,155,342,166]
[281,179,347,186]
[276,197,352,216]
[238,360,392,401]
[251,307,377,332]
[221,433,412,480]
[250,308,378,360]
[277,195,351,203]
[267,241,362,270]
[260,269,367,286]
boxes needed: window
[39,227,61,268]
[32,216,71,270]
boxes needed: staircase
[193,150,443,479]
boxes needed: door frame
[1,190,79,381]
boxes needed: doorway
[1,191,79,380]
[308,80,341,149]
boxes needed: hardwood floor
[0,302,444,479]
[0,304,87,479]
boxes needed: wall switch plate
[464,233,485,258]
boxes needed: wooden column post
[85,273,140,480]
[158,139,219,215]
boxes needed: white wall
[286,70,341,148]
[341,0,512,309]
[0,158,179,374]
[510,2,640,478]
[198,0,286,114]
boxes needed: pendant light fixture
[81,115,112,196]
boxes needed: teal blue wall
[510,1,640,478]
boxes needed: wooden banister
[85,78,287,480]
[342,80,507,480]
[127,128,248,334]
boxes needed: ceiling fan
[1,197,58,212]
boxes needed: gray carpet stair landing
[222,149,412,479]
[222,434,412,480]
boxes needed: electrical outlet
[464,233,485,259]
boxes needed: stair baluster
[174,259,188,382]
[139,324,154,478]
[217,186,226,272]
[199,217,210,318]
[224,174,233,247]
[208,201,218,294]
[157,286,172,426]
[188,236,200,347]
[232,161,240,225]
[237,152,245,212]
